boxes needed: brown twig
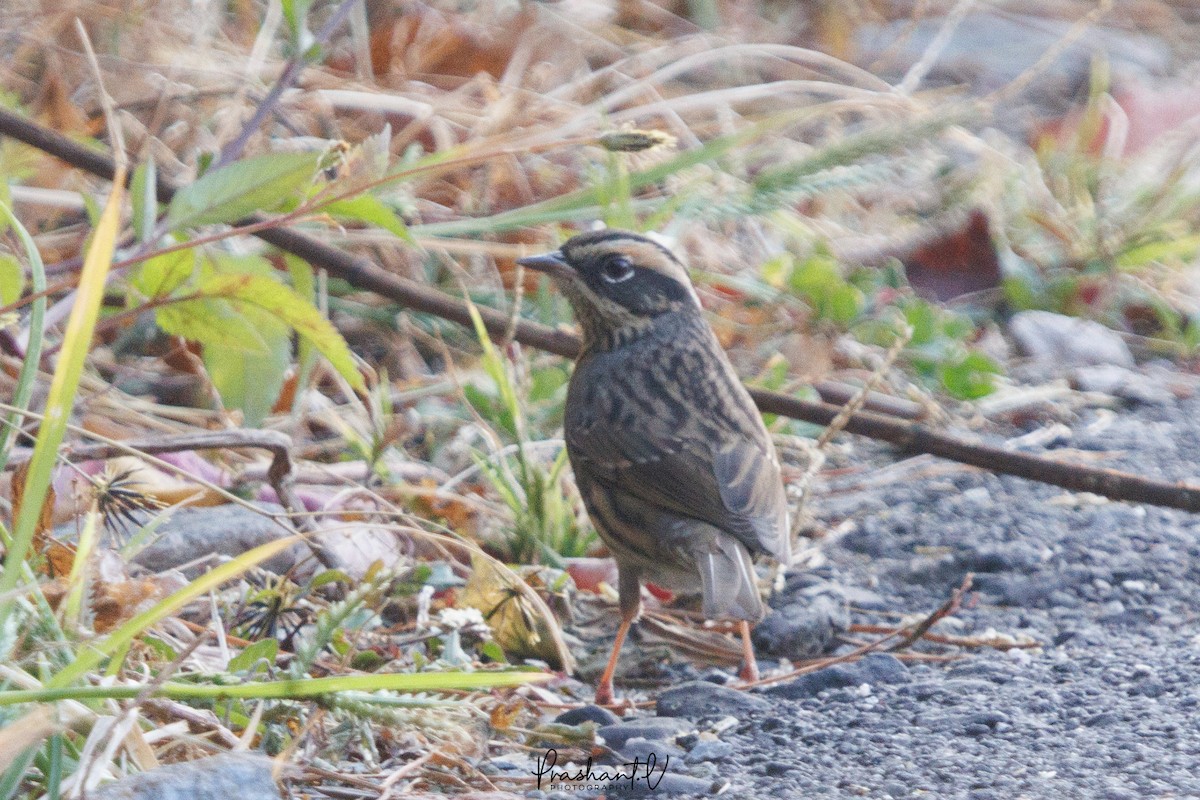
[886,572,973,651]
[6,107,1200,513]
[849,622,1039,651]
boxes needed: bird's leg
[595,568,641,707]
[737,620,759,683]
[594,614,633,707]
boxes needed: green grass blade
[2,669,548,705]
[0,171,125,627]
[0,202,46,473]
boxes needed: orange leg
[737,620,759,683]
[594,613,633,706]
[596,567,642,707]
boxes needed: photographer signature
[531,747,668,791]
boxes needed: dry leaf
[11,458,56,543]
[488,701,522,732]
[43,541,77,579]
[902,209,1002,302]
[458,553,575,673]
[0,707,61,769]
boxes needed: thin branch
[4,107,1200,513]
[216,0,360,167]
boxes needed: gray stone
[91,753,281,800]
[656,681,770,719]
[597,717,695,750]
[1072,365,1173,406]
[685,740,734,764]
[311,524,408,578]
[617,736,684,763]
[556,704,620,727]
[762,654,910,700]
[754,594,849,660]
[128,504,308,577]
[1009,311,1134,367]
[607,774,722,797]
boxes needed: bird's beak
[516,250,572,279]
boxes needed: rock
[129,504,308,577]
[310,524,408,578]
[606,774,723,797]
[617,737,684,764]
[656,681,770,719]
[555,705,620,727]
[916,709,1011,736]
[761,654,910,699]
[1009,311,1134,368]
[1072,365,1173,406]
[753,594,849,660]
[685,740,734,764]
[696,667,732,685]
[596,717,694,750]
[91,753,282,800]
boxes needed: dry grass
[2,0,1200,795]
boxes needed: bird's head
[517,230,701,349]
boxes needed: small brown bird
[518,230,791,705]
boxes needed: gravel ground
[533,366,1200,799]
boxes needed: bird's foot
[738,659,760,683]
[737,620,760,684]
[594,680,616,707]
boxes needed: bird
[517,229,792,705]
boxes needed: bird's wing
[567,355,791,564]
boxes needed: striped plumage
[519,229,791,705]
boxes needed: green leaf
[1116,233,1200,270]
[788,251,862,324]
[165,151,320,230]
[156,297,270,353]
[939,351,1000,400]
[324,194,414,242]
[826,282,865,324]
[528,365,568,404]
[203,302,289,426]
[759,253,792,289]
[0,172,125,627]
[0,201,44,474]
[788,253,839,297]
[0,253,22,305]
[481,641,508,663]
[410,122,764,239]
[130,249,195,300]
[228,638,279,675]
[197,273,365,393]
[81,191,101,227]
[284,253,319,391]
[1001,277,1038,312]
[902,300,938,345]
[6,669,548,706]
[940,311,974,341]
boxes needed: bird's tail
[694,532,765,623]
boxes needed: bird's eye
[600,256,635,283]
